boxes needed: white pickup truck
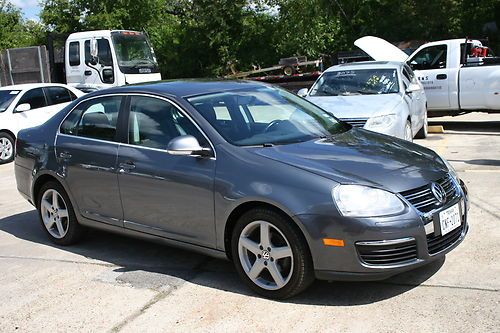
[355,36,500,115]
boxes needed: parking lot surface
[0,114,499,332]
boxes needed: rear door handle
[118,161,136,173]
[436,74,447,80]
[59,152,72,159]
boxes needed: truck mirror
[90,39,98,58]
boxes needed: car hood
[249,129,447,193]
[354,36,409,62]
[307,94,402,119]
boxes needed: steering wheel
[264,120,283,133]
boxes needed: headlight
[439,155,459,181]
[365,114,397,128]
[332,185,405,217]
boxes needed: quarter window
[68,41,80,66]
[128,96,208,149]
[16,88,47,110]
[60,96,122,141]
[45,87,74,105]
[408,45,447,70]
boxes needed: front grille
[427,223,464,255]
[356,238,418,266]
[341,118,368,128]
[400,174,458,213]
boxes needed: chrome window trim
[56,92,217,159]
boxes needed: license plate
[439,203,461,236]
[139,68,152,74]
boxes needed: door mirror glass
[102,67,114,84]
[90,39,98,58]
[15,103,31,112]
[297,88,308,97]
[167,135,212,157]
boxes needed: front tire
[415,110,428,139]
[37,181,85,245]
[0,132,15,164]
[231,208,314,299]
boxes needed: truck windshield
[111,32,159,74]
[310,69,399,96]
[0,90,20,113]
[187,86,348,147]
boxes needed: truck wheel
[0,132,15,164]
[415,111,428,139]
[283,66,295,76]
[231,208,314,299]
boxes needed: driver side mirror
[297,88,309,97]
[15,103,31,112]
[89,38,99,65]
[167,135,212,157]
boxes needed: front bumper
[295,182,469,281]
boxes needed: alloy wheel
[0,137,13,161]
[40,189,70,239]
[238,220,294,290]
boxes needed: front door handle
[84,70,92,76]
[59,151,72,159]
[118,161,136,173]
[436,74,447,80]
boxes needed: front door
[117,95,216,247]
[56,95,125,226]
[408,44,451,110]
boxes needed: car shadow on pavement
[0,210,444,306]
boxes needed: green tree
[0,0,45,50]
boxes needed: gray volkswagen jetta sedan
[14,81,468,299]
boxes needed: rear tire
[231,208,314,299]
[37,181,85,245]
[0,132,15,164]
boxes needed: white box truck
[355,36,500,115]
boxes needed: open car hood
[354,36,409,62]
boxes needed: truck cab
[65,30,162,92]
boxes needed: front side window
[187,86,348,146]
[68,41,80,66]
[128,96,208,149]
[84,39,113,67]
[45,87,74,105]
[60,96,122,141]
[16,88,47,110]
[409,45,447,70]
[309,69,400,97]
[0,90,20,112]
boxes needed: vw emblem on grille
[431,182,447,204]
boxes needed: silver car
[299,61,428,141]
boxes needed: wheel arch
[223,201,311,261]
[32,174,62,207]
[0,129,16,141]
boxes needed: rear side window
[46,87,73,105]
[16,88,47,110]
[68,42,80,66]
[60,96,122,141]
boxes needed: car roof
[89,80,268,99]
[325,61,403,72]
[0,83,73,91]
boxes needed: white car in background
[0,83,84,164]
[298,61,428,141]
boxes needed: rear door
[56,95,125,226]
[116,95,216,247]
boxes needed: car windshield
[187,86,348,146]
[309,68,400,96]
[111,32,159,74]
[0,90,20,112]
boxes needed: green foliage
[6,0,500,77]
[0,0,46,50]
